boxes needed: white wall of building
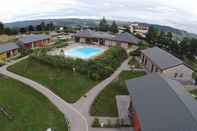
[162,65,193,81]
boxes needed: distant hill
[5,18,197,39]
[152,24,197,40]
[5,18,99,28]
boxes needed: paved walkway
[73,57,131,130]
[116,95,131,125]
[0,56,131,131]
[0,57,88,131]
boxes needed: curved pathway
[0,56,131,131]
[73,57,131,129]
[0,57,88,131]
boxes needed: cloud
[0,0,197,33]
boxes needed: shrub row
[30,46,128,80]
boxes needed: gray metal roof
[126,73,197,131]
[75,30,115,40]
[142,47,183,70]
[75,30,140,44]
[0,42,19,53]
[18,34,49,45]
[113,32,140,44]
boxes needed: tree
[4,27,12,35]
[46,22,54,31]
[40,22,46,31]
[28,25,34,32]
[157,31,166,48]
[146,26,160,45]
[36,24,42,31]
[0,22,4,34]
[192,72,197,86]
[98,17,109,32]
[179,37,193,58]
[123,26,131,33]
[110,21,118,33]
[19,27,27,34]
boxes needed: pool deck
[48,43,108,60]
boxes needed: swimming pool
[64,46,104,59]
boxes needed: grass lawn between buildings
[0,75,68,131]
[91,71,146,117]
[8,58,98,103]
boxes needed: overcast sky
[0,0,197,33]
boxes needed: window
[180,73,183,78]
[174,73,178,78]
[155,68,158,72]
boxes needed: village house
[0,42,19,61]
[74,30,140,49]
[17,34,50,49]
[126,73,197,131]
[129,23,149,34]
[141,47,193,84]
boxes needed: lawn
[0,35,16,43]
[190,90,197,99]
[90,71,145,117]
[8,58,98,103]
[0,75,67,131]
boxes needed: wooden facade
[0,49,18,61]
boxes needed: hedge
[30,46,128,80]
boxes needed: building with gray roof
[141,47,183,70]
[0,43,19,54]
[75,30,115,40]
[0,42,19,61]
[126,73,197,131]
[17,34,50,48]
[74,30,140,49]
[113,32,140,44]
[141,47,193,85]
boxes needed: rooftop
[0,43,19,53]
[75,30,115,40]
[75,30,140,44]
[113,32,140,44]
[126,73,197,131]
[142,47,183,70]
[18,34,49,45]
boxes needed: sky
[0,0,197,34]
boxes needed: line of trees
[0,22,18,35]
[0,21,56,35]
[97,17,119,33]
[19,22,55,34]
[146,26,197,60]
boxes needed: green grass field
[8,58,98,103]
[0,75,67,131]
[90,71,145,117]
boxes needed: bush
[115,119,121,128]
[129,57,142,69]
[92,118,100,127]
[129,49,141,57]
[19,48,33,57]
[0,61,5,66]
[106,119,112,128]
[30,46,128,81]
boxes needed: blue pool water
[64,47,103,59]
